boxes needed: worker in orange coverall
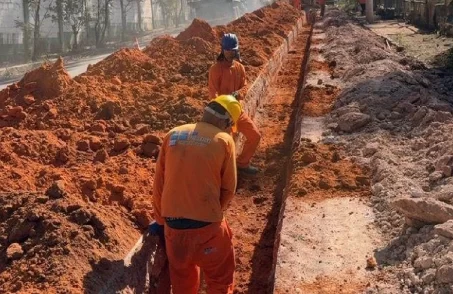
[150,95,242,294]
[208,33,261,176]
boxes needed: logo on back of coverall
[169,131,212,147]
[204,247,217,255]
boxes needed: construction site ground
[366,20,453,67]
[1,2,453,294]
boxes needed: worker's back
[158,122,236,223]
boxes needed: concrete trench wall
[104,14,311,294]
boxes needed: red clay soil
[0,191,139,293]
[0,2,306,293]
[290,141,371,203]
[302,84,341,116]
[309,59,333,73]
[296,275,369,294]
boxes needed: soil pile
[0,190,138,293]
[84,48,156,82]
[0,2,301,133]
[0,1,304,292]
[319,9,453,293]
[0,58,72,127]
[176,18,218,43]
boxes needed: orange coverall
[153,122,237,294]
[208,60,261,169]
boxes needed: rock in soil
[6,243,24,260]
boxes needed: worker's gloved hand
[148,221,164,239]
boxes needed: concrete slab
[275,197,381,293]
[299,116,326,143]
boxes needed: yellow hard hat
[213,95,242,132]
[214,95,241,123]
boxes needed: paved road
[0,15,235,92]
[0,53,111,91]
[0,32,184,91]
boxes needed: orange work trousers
[236,112,261,168]
[164,220,235,294]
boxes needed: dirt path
[367,20,453,65]
[274,22,388,293]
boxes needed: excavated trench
[0,5,392,293]
[274,21,383,293]
[0,13,384,294]
[100,15,315,294]
[101,12,381,294]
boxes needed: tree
[178,0,185,26]
[50,0,85,52]
[118,0,134,41]
[29,0,54,61]
[62,0,87,50]
[136,0,143,32]
[55,0,64,52]
[155,0,177,28]
[93,0,113,47]
[22,0,31,61]
[150,0,155,29]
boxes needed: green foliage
[337,0,358,12]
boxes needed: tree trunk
[179,0,184,25]
[150,0,155,29]
[83,0,90,44]
[22,0,31,62]
[32,0,41,61]
[119,0,127,41]
[95,0,103,47]
[137,0,143,32]
[56,0,64,53]
[72,26,79,50]
[366,0,374,23]
[101,0,110,44]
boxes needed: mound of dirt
[176,18,218,43]
[0,190,139,293]
[0,58,72,125]
[84,48,156,82]
[319,9,453,293]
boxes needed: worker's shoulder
[233,61,246,74]
[209,61,222,70]
[233,60,245,69]
[195,123,233,143]
[166,123,196,135]
[214,131,235,146]
[233,60,245,67]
